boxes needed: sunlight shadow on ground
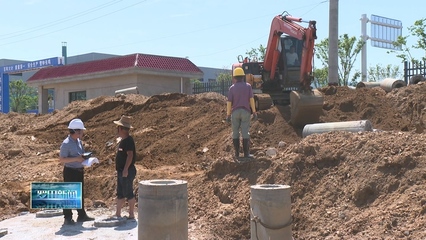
[55,222,97,237]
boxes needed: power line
[87,0,329,56]
[300,0,329,16]
[0,0,123,40]
[190,35,268,59]
[0,0,328,62]
[0,0,147,47]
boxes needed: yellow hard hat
[233,67,245,77]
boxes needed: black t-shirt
[115,136,136,171]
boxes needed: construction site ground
[0,83,425,239]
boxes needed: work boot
[243,138,254,158]
[77,215,95,222]
[232,139,240,158]
[64,218,76,225]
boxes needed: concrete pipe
[379,78,406,92]
[115,86,139,96]
[356,81,380,89]
[302,120,373,138]
[138,179,188,240]
[250,184,292,240]
[0,228,7,237]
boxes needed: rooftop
[28,53,202,81]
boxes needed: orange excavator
[232,12,323,126]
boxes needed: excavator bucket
[254,94,274,111]
[290,89,324,127]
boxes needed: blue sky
[0,0,424,73]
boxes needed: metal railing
[404,60,426,84]
[192,80,233,96]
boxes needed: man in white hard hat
[59,118,94,225]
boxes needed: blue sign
[370,14,402,50]
[30,182,83,209]
[0,57,64,113]
[0,74,9,113]
[1,57,64,74]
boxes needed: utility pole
[360,14,369,82]
[328,0,339,85]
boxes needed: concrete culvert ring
[393,82,405,88]
[35,209,63,218]
[410,74,426,84]
[140,179,185,186]
[252,184,290,190]
[94,217,127,227]
[0,228,8,237]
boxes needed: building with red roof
[26,53,203,113]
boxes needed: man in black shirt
[113,116,137,219]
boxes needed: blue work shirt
[60,135,85,169]
[227,81,254,113]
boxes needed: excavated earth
[0,83,425,239]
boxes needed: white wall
[39,72,192,111]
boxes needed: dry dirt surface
[1,83,426,239]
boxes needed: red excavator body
[232,12,323,126]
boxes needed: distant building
[198,67,231,82]
[0,52,228,113]
[26,53,202,113]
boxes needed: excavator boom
[264,14,317,91]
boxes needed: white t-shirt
[286,52,299,66]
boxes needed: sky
[0,0,424,74]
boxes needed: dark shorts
[116,165,136,199]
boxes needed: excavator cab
[281,36,324,126]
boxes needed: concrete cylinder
[379,78,406,92]
[138,179,188,240]
[356,81,380,89]
[250,184,292,240]
[302,120,373,137]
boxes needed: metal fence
[404,60,426,84]
[192,80,233,96]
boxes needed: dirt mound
[1,83,425,239]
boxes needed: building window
[69,91,86,103]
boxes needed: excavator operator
[286,45,299,66]
[226,67,257,159]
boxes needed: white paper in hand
[82,157,99,167]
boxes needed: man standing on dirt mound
[226,67,257,159]
[113,115,137,220]
[59,118,95,225]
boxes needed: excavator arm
[234,12,323,127]
[263,13,317,91]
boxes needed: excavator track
[254,94,273,111]
[290,89,324,127]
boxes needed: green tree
[315,34,365,86]
[367,64,402,82]
[9,79,38,113]
[216,72,231,83]
[313,67,329,88]
[390,18,426,64]
[191,78,203,87]
[244,44,266,62]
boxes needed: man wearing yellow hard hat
[226,67,257,159]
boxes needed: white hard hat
[68,119,86,130]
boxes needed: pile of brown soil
[0,83,425,239]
